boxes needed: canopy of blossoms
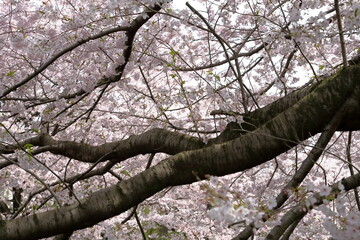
[0,0,360,239]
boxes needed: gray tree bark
[0,66,359,239]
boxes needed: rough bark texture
[0,66,359,239]
[265,172,360,240]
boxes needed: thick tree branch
[0,129,205,164]
[210,63,360,145]
[233,96,351,240]
[0,65,359,240]
[265,172,360,240]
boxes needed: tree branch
[0,65,359,240]
[265,172,360,239]
[0,129,205,164]
[232,94,352,240]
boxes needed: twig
[0,25,129,99]
[334,0,347,67]
[346,131,360,210]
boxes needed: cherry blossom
[0,0,360,239]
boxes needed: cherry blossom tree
[0,0,360,239]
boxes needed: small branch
[334,0,347,67]
[186,2,249,113]
[0,25,129,99]
[135,210,147,240]
[85,83,110,121]
[121,153,155,230]
[145,153,156,169]
[11,159,118,219]
[0,153,62,207]
[265,172,360,239]
[175,44,265,72]
[346,131,360,211]
[209,109,242,116]
[0,4,162,99]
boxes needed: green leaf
[6,71,15,77]
[169,49,178,57]
[23,143,34,154]
[120,170,131,177]
[62,16,72,22]
[23,144,34,149]
[31,128,40,133]
[142,206,151,215]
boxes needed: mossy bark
[1,66,359,240]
